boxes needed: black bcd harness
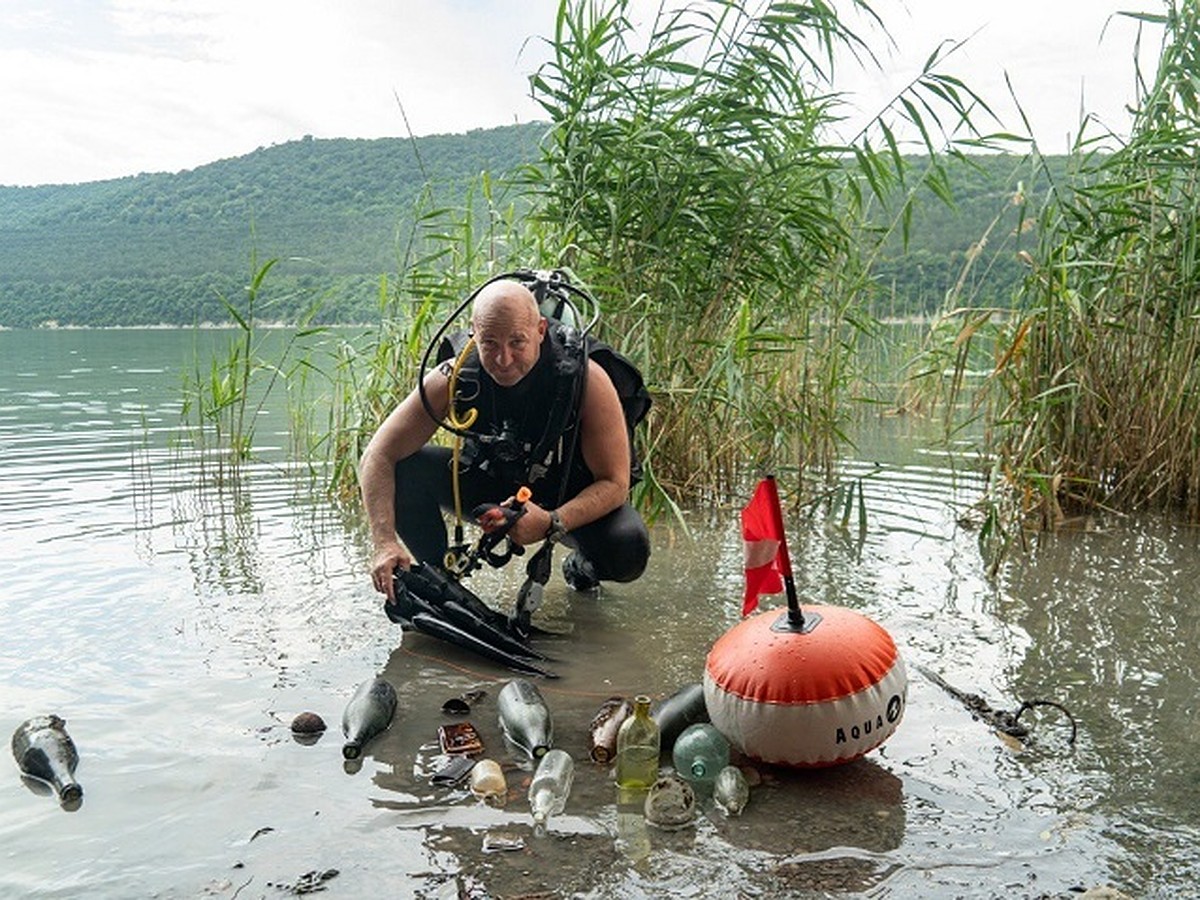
[432,269,650,503]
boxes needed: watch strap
[545,510,569,543]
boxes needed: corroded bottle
[588,696,632,764]
[497,678,553,759]
[615,695,659,790]
[341,677,397,760]
[469,758,507,807]
[713,765,750,816]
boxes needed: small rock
[291,712,327,735]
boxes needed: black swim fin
[387,563,557,676]
[408,612,558,678]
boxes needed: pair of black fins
[386,562,558,678]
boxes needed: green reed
[304,0,996,518]
[517,0,996,509]
[182,255,325,479]
[909,1,1200,568]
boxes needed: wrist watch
[544,510,569,543]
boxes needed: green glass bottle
[615,695,660,790]
[671,723,730,795]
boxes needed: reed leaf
[918,1,1200,544]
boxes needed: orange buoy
[703,605,906,768]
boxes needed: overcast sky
[0,0,1162,187]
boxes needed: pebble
[290,712,327,734]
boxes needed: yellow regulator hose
[445,337,478,549]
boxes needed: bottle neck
[531,787,553,814]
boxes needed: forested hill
[0,123,1067,328]
[0,124,545,327]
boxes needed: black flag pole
[763,475,804,629]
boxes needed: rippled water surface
[3,328,1198,899]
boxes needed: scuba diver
[359,269,651,671]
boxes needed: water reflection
[5,330,1200,898]
[1005,520,1200,828]
[614,786,652,863]
[725,759,906,855]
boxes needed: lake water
[2,327,1198,899]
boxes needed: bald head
[470,280,548,387]
[472,280,542,331]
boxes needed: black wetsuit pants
[394,446,650,583]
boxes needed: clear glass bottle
[713,764,750,816]
[615,695,660,790]
[529,748,574,835]
[671,723,730,795]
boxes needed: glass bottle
[713,764,750,816]
[497,678,553,760]
[528,748,574,835]
[615,695,660,790]
[469,758,507,808]
[12,715,82,804]
[671,723,730,795]
[589,696,632,764]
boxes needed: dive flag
[741,478,787,615]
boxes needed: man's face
[473,310,547,387]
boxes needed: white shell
[643,775,697,830]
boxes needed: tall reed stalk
[915,1,1200,569]
[303,0,994,517]
[521,0,997,508]
[182,255,324,479]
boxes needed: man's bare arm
[359,369,449,598]
[510,360,630,545]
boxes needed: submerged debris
[482,831,526,853]
[644,774,697,830]
[918,665,1078,746]
[267,868,339,895]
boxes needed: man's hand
[506,502,554,547]
[473,486,536,541]
[371,541,413,603]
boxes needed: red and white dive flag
[741,477,790,615]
